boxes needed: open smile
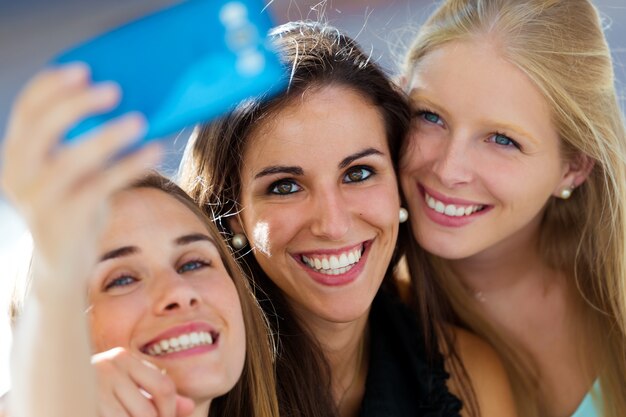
[419,184,491,226]
[293,241,371,286]
[141,323,220,357]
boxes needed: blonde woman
[399,1,626,416]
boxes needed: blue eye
[343,166,373,183]
[178,260,208,274]
[490,133,520,149]
[418,111,443,125]
[104,275,137,291]
[269,180,302,195]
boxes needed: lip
[292,240,372,287]
[418,184,492,227]
[420,184,486,206]
[140,322,220,359]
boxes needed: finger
[97,390,132,417]
[175,395,195,417]
[6,64,90,146]
[124,359,177,417]
[32,114,153,207]
[111,374,159,417]
[74,143,163,200]
[99,397,132,417]
[26,81,121,163]
[0,87,121,206]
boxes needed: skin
[401,39,593,416]
[233,85,401,416]
[232,85,517,417]
[88,188,247,416]
[1,64,245,417]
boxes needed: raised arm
[1,64,161,417]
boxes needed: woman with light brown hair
[1,64,280,417]
[399,0,626,416]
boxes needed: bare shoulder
[445,326,518,417]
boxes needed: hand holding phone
[54,0,286,146]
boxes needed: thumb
[175,395,195,417]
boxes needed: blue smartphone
[54,0,286,145]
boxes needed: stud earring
[559,186,573,200]
[399,207,409,223]
[231,233,248,249]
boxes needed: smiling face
[236,85,400,325]
[401,40,577,262]
[87,187,246,403]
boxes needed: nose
[430,135,473,188]
[153,271,200,314]
[309,188,351,241]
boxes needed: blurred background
[0,0,625,396]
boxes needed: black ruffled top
[359,290,463,417]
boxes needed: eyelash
[489,132,521,150]
[415,108,522,150]
[177,259,210,273]
[268,179,301,196]
[267,165,376,196]
[103,260,210,291]
[414,109,443,126]
[343,165,375,183]
[104,274,137,291]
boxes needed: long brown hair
[403,1,626,416]
[179,21,478,417]
[8,173,280,417]
[130,174,280,417]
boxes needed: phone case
[54,0,286,145]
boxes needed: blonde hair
[402,1,626,416]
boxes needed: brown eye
[269,180,301,195]
[343,166,373,183]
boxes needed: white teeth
[301,246,364,275]
[444,205,456,216]
[425,192,484,217]
[314,258,322,269]
[146,331,215,356]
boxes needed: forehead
[242,85,389,168]
[100,188,209,248]
[409,40,555,136]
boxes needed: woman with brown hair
[400,0,626,416]
[1,65,279,417]
[179,21,516,417]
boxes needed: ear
[226,215,245,235]
[552,152,594,197]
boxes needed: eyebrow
[98,233,214,262]
[254,165,304,179]
[254,148,385,180]
[338,148,384,169]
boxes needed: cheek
[243,205,303,257]
[88,303,137,352]
[400,131,433,174]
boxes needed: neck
[296,307,370,417]
[450,218,549,296]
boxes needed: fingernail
[93,82,121,103]
[61,63,89,85]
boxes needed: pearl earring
[559,187,573,200]
[399,207,409,223]
[231,233,248,249]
